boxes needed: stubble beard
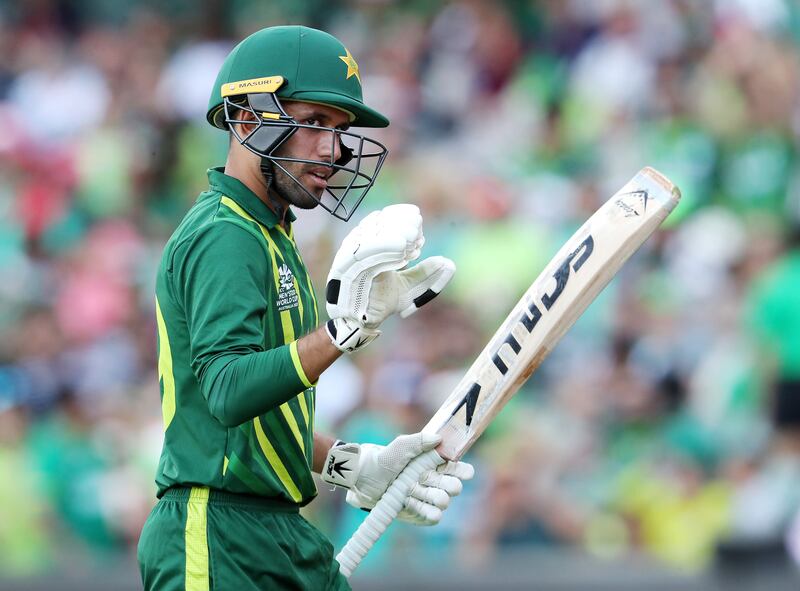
[268,161,323,211]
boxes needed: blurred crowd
[2,0,800,582]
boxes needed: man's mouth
[307,168,332,189]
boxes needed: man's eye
[304,118,321,126]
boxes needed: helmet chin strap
[259,157,288,222]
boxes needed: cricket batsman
[137,25,474,590]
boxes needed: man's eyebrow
[301,109,350,130]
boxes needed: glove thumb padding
[397,256,455,318]
[361,256,455,328]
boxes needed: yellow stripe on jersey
[185,487,210,591]
[221,197,309,387]
[297,393,310,428]
[221,196,311,456]
[277,224,294,242]
[295,256,320,406]
[253,417,302,502]
[293,257,318,425]
[293,248,318,426]
[289,341,312,389]
[304,268,319,325]
[155,297,176,431]
[259,229,310,445]
[223,456,229,476]
[260,228,296,344]
[292,273,304,320]
[281,228,318,423]
[281,225,320,332]
[220,196,255,222]
[260,227,313,428]
[289,343,311,427]
[280,405,305,454]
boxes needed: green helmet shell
[207,26,389,129]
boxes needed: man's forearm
[296,325,342,384]
[313,432,338,474]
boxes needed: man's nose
[319,129,342,164]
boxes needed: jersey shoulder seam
[213,196,272,258]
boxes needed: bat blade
[335,166,680,577]
[426,166,681,460]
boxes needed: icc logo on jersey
[277,264,299,311]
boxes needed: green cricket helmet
[207,26,389,221]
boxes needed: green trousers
[137,487,351,591]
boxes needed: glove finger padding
[362,256,455,328]
[399,498,443,526]
[379,204,425,259]
[419,471,466,497]
[436,459,475,480]
[396,460,474,524]
[408,482,451,509]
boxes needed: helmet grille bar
[224,92,388,221]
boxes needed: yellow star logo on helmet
[339,49,361,83]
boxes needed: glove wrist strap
[326,318,380,353]
[321,441,360,489]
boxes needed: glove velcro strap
[326,319,379,353]
[326,279,341,305]
[413,288,437,308]
[321,442,360,489]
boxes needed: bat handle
[335,448,443,578]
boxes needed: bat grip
[335,448,443,578]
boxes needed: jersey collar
[207,167,297,227]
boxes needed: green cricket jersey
[154,167,320,504]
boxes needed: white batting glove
[325,204,454,352]
[327,204,424,319]
[321,433,475,526]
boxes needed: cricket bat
[335,167,681,577]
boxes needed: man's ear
[231,107,258,139]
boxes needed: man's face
[269,100,352,210]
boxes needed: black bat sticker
[492,235,593,374]
[449,235,595,428]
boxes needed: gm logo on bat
[450,234,595,427]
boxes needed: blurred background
[1,0,800,589]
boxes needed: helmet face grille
[224,94,388,221]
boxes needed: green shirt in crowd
[747,249,800,381]
[153,167,320,505]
